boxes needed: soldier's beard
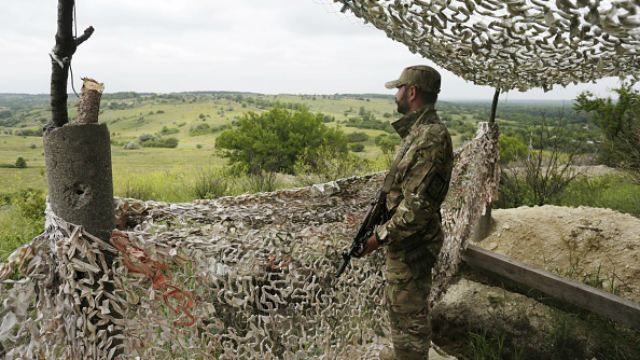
[396,93,409,114]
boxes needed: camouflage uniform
[375,104,454,359]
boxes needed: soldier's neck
[392,104,436,138]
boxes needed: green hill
[0,92,592,200]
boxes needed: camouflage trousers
[385,241,441,360]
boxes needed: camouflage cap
[384,65,441,94]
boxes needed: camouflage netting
[1,123,498,359]
[333,0,640,91]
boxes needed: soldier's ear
[408,85,418,102]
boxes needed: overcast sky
[0,0,631,100]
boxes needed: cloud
[0,0,632,99]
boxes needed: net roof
[334,0,640,91]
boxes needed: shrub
[245,171,279,193]
[499,135,528,164]
[14,157,27,168]
[192,168,229,199]
[375,133,401,166]
[294,146,371,185]
[346,132,369,143]
[142,137,179,148]
[322,115,334,123]
[159,126,179,135]
[13,128,43,137]
[189,123,211,136]
[574,83,640,182]
[216,106,348,174]
[349,143,365,152]
[123,141,141,150]
[495,118,580,208]
[12,189,46,220]
[138,133,155,143]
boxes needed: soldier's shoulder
[416,121,449,137]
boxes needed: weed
[546,311,586,359]
[468,330,522,360]
[192,168,229,199]
[0,214,42,261]
[245,171,279,193]
[121,179,154,200]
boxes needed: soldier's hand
[360,233,380,257]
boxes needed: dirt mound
[431,205,640,358]
[474,205,640,303]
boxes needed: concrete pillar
[43,123,114,241]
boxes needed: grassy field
[3,93,492,197]
[2,92,631,260]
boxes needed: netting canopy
[334,0,640,91]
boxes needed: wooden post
[463,245,640,330]
[489,88,500,124]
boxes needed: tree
[496,117,580,207]
[574,83,640,181]
[375,133,401,166]
[15,156,27,168]
[216,106,348,174]
[499,134,527,164]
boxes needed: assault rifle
[335,189,388,277]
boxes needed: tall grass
[497,172,640,218]
[550,173,640,217]
[0,189,45,261]
[114,170,194,202]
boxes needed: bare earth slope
[432,205,640,358]
[475,205,640,303]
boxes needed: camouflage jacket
[375,104,453,247]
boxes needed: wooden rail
[462,244,640,330]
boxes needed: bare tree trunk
[50,0,74,127]
[49,0,94,127]
[44,2,123,358]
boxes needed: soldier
[359,65,454,359]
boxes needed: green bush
[138,133,155,143]
[189,123,211,136]
[375,133,401,166]
[159,126,179,136]
[499,135,527,164]
[216,106,348,174]
[14,157,27,168]
[12,189,46,220]
[142,137,179,148]
[574,83,640,173]
[346,132,369,143]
